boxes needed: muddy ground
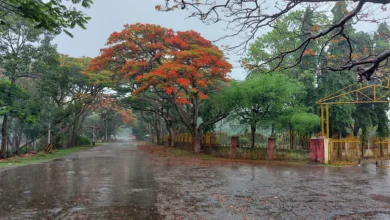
[0,141,390,219]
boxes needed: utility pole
[87,117,102,146]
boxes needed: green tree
[226,73,304,148]
[118,85,182,147]
[89,24,232,153]
[0,0,92,36]
[130,118,148,141]
[242,9,324,112]
[38,55,104,148]
[160,0,390,81]
[372,23,390,138]
[317,2,356,138]
[0,15,57,158]
[199,83,234,134]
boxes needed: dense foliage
[89,23,232,152]
[0,15,131,158]
[1,1,390,156]
[0,0,92,36]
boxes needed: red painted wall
[310,138,324,163]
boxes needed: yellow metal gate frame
[317,78,390,138]
[329,138,361,163]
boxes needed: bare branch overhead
[159,0,390,81]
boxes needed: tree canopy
[0,13,135,158]
[240,5,389,141]
[0,0,92,36]
[89,23,232,152]
[157,0,390,81]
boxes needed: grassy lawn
[0,145,97,168]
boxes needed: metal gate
[373,137,390,158]
[329,138,361,163]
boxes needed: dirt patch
[370,194,390,204]
[0,152,37,163]
[332,211,390,219]
[138,142,313,167]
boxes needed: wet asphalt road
[1,141,390,219]
[0,141,159,219]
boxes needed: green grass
[0,145,96,168]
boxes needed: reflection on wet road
[153,156,390,219]
[0,142,159,219]
[1,141,390,219]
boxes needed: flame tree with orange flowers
[89,23,232,152]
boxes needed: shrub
[239,137,249,145]
[76,135,91,145]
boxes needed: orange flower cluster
[89,95,133,124]
[363,47,369,55]
[351,53,359,60]
[88,23,232,105]
[303,48,315,56]
[177,78,191,87]
[310,25,320,32]
[176,97,190,105]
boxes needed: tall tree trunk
[56,121,71,148]
[290,128,295,150]
[1,115,8,158]
[8,135,14,149]
[155,128,162,145]
[251,126,256,148]
[166,121,175,147]
[15,121,24,151]
[67,123,76,148]
[193,129,201,153]
[353,125,359,136]
[190,125,202,153]
[1,78,15,158]
[14,134,19,151]
[66,111,87,148]
[68,115,80,148]
[168,129,175,147]
[153,120,162,145]
[156,117,163,145]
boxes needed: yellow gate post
[326,104,329,138]
[320,104,330,138]
[329,140,332,163]
[316,79,390,164]
[205,132,211,146]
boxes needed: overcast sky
[52,1,385,80]
[52,0,250,80]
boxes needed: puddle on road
[2,142,390,219]
[0,142,160,220]
[152,160,390,219]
